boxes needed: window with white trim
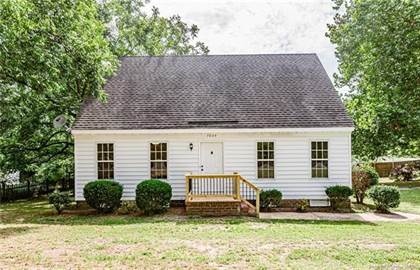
[150,143,167,179]
[257,142,274,179]
[97,143,114,179]
[311,141,328,178]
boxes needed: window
[150,143,167,179]
[257,142,274,178]
[311,141,328,178]
[97,143,114,179]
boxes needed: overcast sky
[153,0,338,81]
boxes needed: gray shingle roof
[73,54,353,130]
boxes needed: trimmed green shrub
[83,180,123,213]
[325,185,353,199]
[367,185,400,213]
[260,189,282,208]
[325,185,353,211]
[136,179,172,215]
[48,191,71,214]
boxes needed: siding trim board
[74,131,351,201]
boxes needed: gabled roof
[73,54,353,130]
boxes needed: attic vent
[187,120,239,125]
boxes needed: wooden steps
[185,173,260,217]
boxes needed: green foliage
[0,0,116,176]
[325,185,353,199]
[83,180,123,213]
[260,189,283,208]
[98,0,209,57]
[367,185,400,213]
[365,166,379,186]
[135,179,172,215]
[328,0,420,159]
[296,199,309,213]
[0,0,207,177]
[48,191,71,214]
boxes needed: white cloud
[151,0,340,88]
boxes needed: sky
[152,0,338,81]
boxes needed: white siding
[74,131,351,201]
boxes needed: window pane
[263,151,268,159]
[156,151,161,160]
[323,150,328,159]
[323,142,328,150]
[97,153,102,161]
[311,142,316,149]
[269,151,274,159]
[257,142,262,151]
[109,153,114,160]
[311,150,316,159]
[269,142,274,150]
[257,151,262,159]
[162,151,167,160]
[316,142,322,149]
[162,143,167,151]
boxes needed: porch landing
[185,173,260,217]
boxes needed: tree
[98,0,209,57]
[327,0,420,159]
[0,0,207,179]
[0,0,116,178]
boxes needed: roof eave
[71,127,354,135]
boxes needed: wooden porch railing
[185,172,260,215]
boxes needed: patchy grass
[1,198,420,269]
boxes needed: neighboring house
[72,54,353,208]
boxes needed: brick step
[186,198,257,217]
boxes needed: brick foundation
[186,200,241,216]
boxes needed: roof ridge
[120,53,318,59]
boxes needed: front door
[200,142,223,174]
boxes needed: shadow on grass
[0,226,39,239]
[0,198,376,227]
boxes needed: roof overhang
[71,127,354,135]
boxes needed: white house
[72,54,353,209]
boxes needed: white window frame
[311,141,329,179]
[256,141,275,179]
[149,142,168,179]
[96,143,114,180]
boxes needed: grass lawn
[352,188,420,215]
[379,177,420,188]
[1,199,420,269]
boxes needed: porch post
[233,172,240,199]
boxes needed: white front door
[200,142,223,174]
